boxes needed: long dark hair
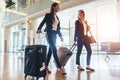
[50,2,59,21]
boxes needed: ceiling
[0,0,95,27]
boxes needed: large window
[34,0,119,51]
[58,0,119,51]
[8,24,26,53]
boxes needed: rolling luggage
[55,44,76,67]
[24,45,47,80]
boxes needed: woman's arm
[74,21,78,41]
[85,20,90,32]
[37,14,47,32]
[57,22,63,41]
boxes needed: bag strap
[88,30,93,37]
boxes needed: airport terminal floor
[0,0,120,80]
[0,52,120,80]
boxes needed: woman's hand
[60,37,64,42]
[36,30,42,33]
[74,41,77,45]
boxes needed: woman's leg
[84,36,95,71]
[84,41,92,65]
[47,31,66,75]
[84,37,94,71]
[46,34,53,73]
[46,47,52,66]
[47,31,61,68]
[76,40,83,65]
[76,40,84,71]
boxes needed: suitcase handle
[67,44,76,55]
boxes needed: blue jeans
[76,36,92,65]
[46,30,61,68]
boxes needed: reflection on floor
[0,52,120,80]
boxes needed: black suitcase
[24,45,47,80]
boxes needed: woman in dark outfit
[36,2,66,75]
[74,10,95,71]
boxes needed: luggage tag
[40,63,45,71]
[38,48,42,53]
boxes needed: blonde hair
[78,10,85,21]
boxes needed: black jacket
[74,20,88,41]
[37,13,62,37]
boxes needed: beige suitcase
[54,44,76,67]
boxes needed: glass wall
[34,0,119,52]
[5,0,118,53]
[8,24,26,53]
[59,0,119,51]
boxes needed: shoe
[77,67,84,71]
[46,67,51,73]
[47,70,51,73]
[86,67,95,71]
[58,68,67,75]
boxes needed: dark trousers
[46,30,61,68]
[76,36,92,65]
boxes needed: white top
[82,20,87,35]
[52,15,59,31]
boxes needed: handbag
[88,31,96,43]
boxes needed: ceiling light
[51,0,62,3]
[0,7,28,16]
[5,8,28,16]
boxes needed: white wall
[117,0,120,41]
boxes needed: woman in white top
[36,2,66,75]
[74,10,95,71]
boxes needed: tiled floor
[0,52,120,80]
